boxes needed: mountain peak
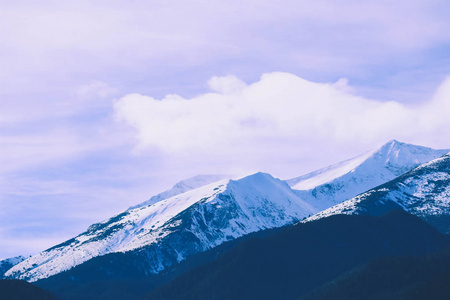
[377,139,443,154]
[375,139,421,158]
[378,139,412,151]
[304,153,450,234]
[128,174,229,210]
[385,138,401,145]
[287,141,449,211]
[372,140,448,175]
[230,172,275,185]
[172,174,228,189]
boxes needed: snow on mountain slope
[286,140,449,210]
[6,173,315,282]
[128,174,228,210]
[0,256,27,278]
[304,153,450,234]
[288,150,376,191]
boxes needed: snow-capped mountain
[0,255,27,278]
[6,140,448,283]
[128,174,228,210]
[6,173,315,282]
[286,140,449,210]
[304,153,450,234]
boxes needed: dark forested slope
[144,210,450,300]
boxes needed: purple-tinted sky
[1,0,450,259]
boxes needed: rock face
[305,153,450,234]
[287,140,449,211]
[6,173,314,282]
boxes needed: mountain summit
[305,153,450,234]
[128,174,229,210]
[287,140,449,210]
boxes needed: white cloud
[115,73,450,152]
[207,75,247,94]
[114,72,450,159]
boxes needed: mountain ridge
[304,153,450,234]
[287,140,449,210]
[6,172,314,282]
[6,140,449,284]
[0,256,27,279]
[128,174,229,210]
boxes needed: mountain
[143,210,450,300]
[0,256,27,278]
[0,279,57,300]
[128,174,228,209]
[305,152,450,233]
[287,140,449,210]
[34,223,285,300]
[7,140,448,284]
[302,247,450,300]
[6,172,314,282]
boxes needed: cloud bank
[114,72,450,157]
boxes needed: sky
[1,0,450,259]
